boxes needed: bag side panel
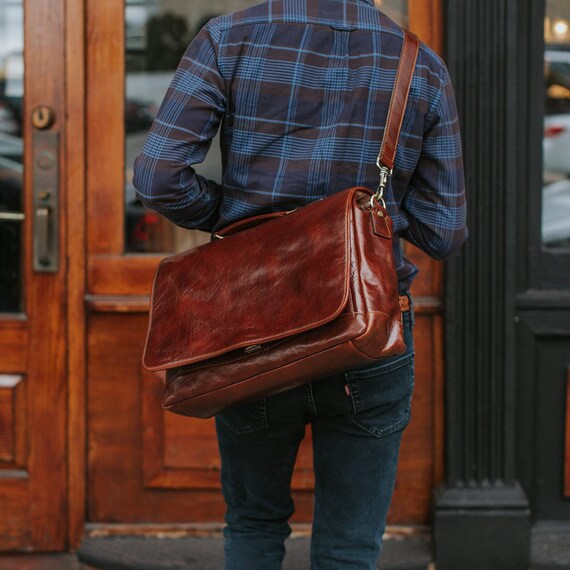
[349,200,405,358]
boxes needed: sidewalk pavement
[1,536,433,570]
[0,528,568,570]
[78,535,433,570]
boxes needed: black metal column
[434,1,531,568]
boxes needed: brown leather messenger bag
[142,30,420,419]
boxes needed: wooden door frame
[408,0,443,55]
[0,0,68,551]
[67,0,444,550]
[65,0,87,551]
[82,0,443,301]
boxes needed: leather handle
[214,208,297,239]
[377,30,420,171]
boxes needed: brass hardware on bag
[370,164,392,209]
[244,345,262,354]
[31,106,56,130]
[33,131,59,272]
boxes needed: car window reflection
[543,47,570,248]
[0,1,24,312]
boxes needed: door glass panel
[124,0,408,254]
[543,0,570,248]
[0,0,24,312]
[376,0,408,27]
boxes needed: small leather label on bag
[371,208,392,239]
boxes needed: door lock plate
[33,131,59,272]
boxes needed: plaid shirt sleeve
[132,24,225,231]
[399,66,468,260]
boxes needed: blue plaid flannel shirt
[133,0,467,290]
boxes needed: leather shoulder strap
[377,30,420,171]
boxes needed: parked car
[125,98,156,133]
[0,100,19,135]
[544,114,570,176]
[542,179,570,246]
[545,48,570,115]
[544,50,570,178]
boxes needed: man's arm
[132,22,225,231]
[400,66,468,260]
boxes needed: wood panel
[88,256,162,296]
[87,312,315,522]
[407,244,443,298]
[23,0,68,548]
[0,0,69,552]
[66,0,88,549]
[141,369,220,490]
[0,375,26,467]
[88,304,441,525]
[88,313,225,522]
[408,0,443,55]
[141,369,315,491]
[0,382,16,462]
[86,0,125,255]
[0,321,28,372]
[390,311,441,523]
[0,477,31,550]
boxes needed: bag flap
[142,188,361,371]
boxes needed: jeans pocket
[216,398,268,435]
[346,354,414,438]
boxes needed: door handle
[35,206,51,267]
[32,131,59,272]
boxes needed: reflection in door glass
[375,0,408,28]
[544,0,570,248]
[0,0,24,312]
[125,0,258,253]
[124,0,408,253]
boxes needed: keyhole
[31,106,55,130]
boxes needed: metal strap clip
[370,161,393,209]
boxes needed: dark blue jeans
[215,302,415,570]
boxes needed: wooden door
[85,0,444,532]
[0,0,68,551]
